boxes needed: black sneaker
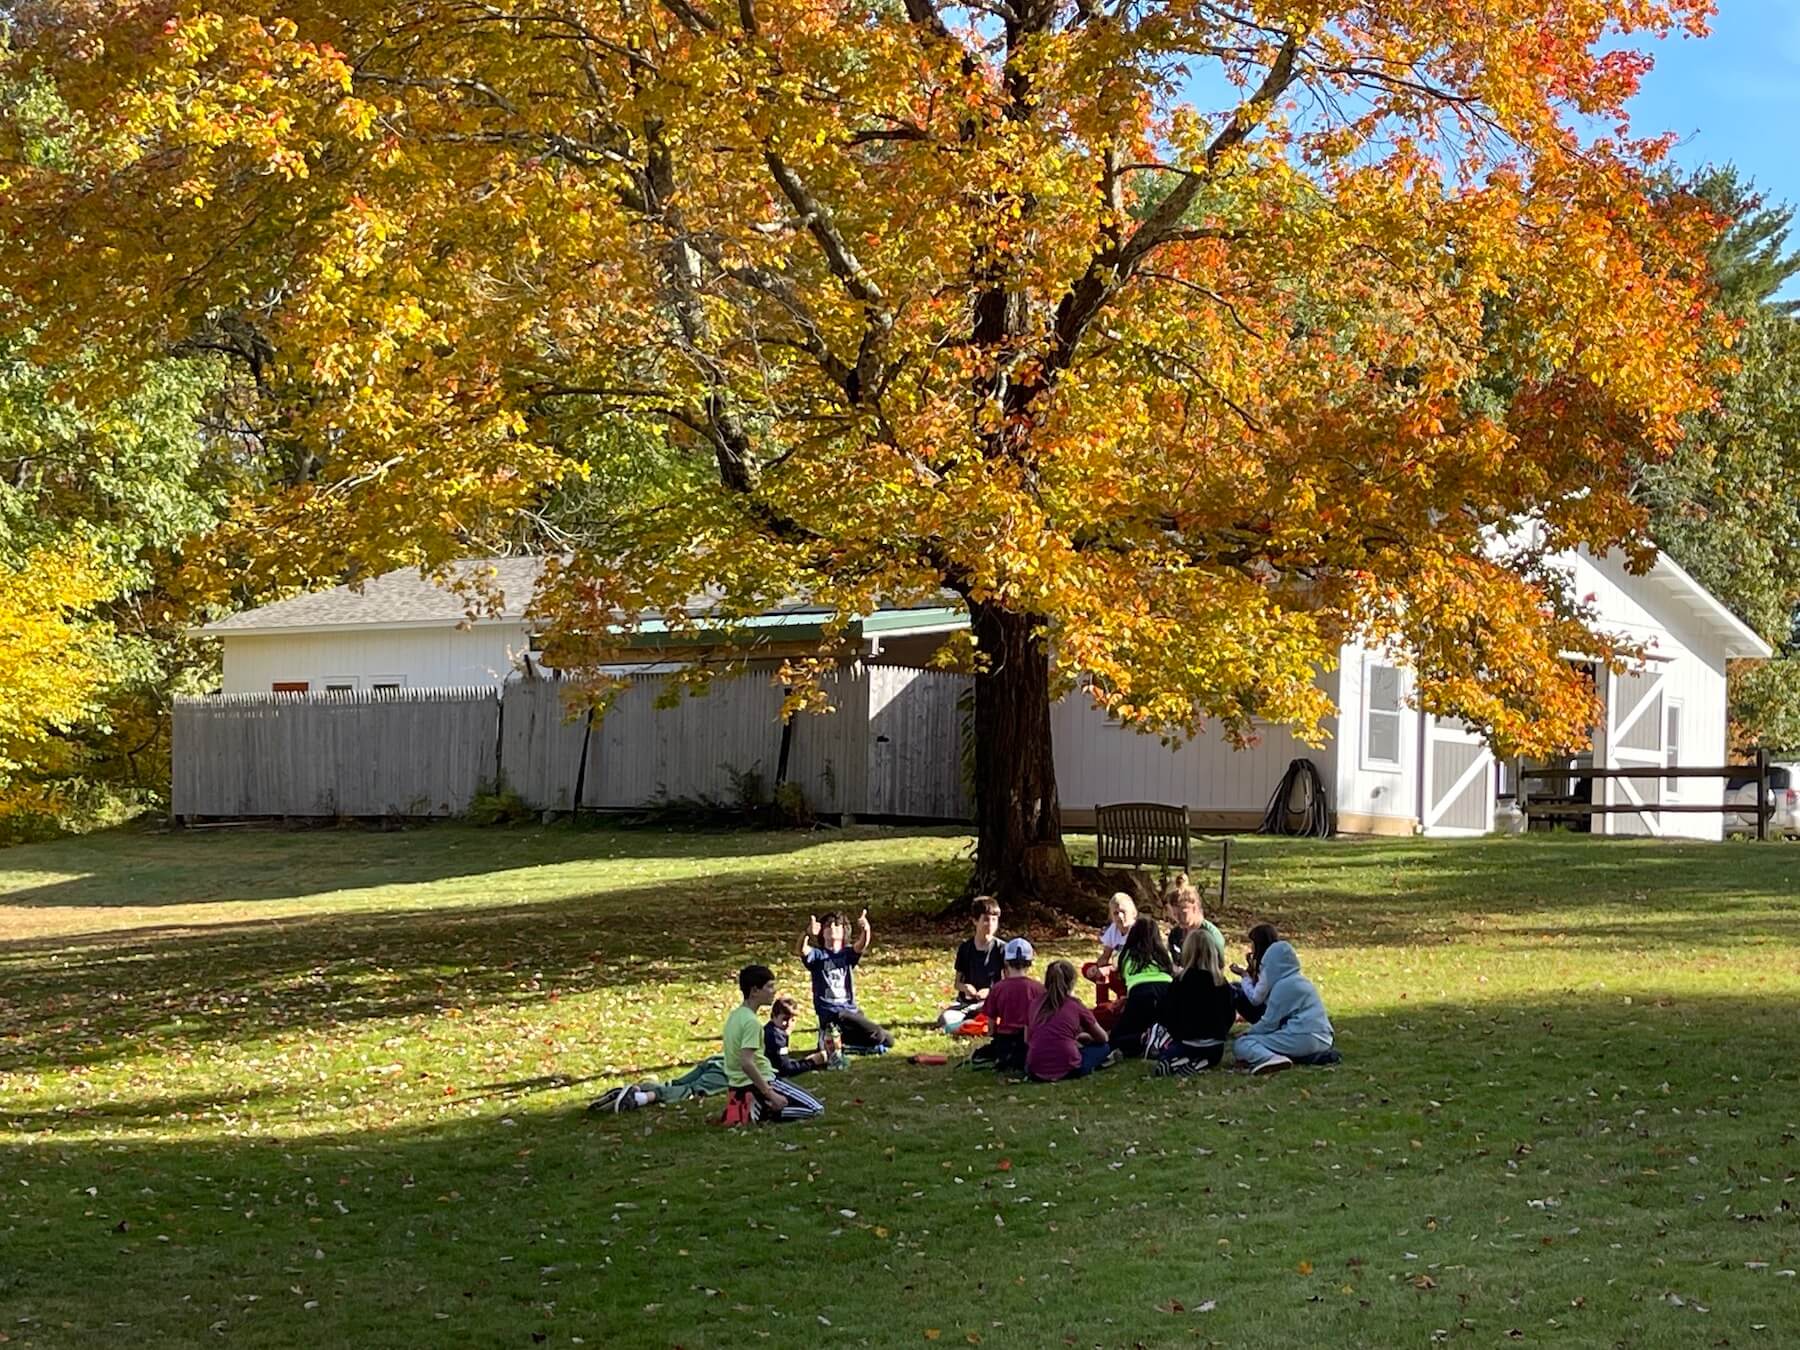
[588,1087,626,1113]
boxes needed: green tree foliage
[0,69,235,833]
[0,332,229,834]
[1642,168,1800,751]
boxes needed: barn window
[272,681,309,694]
[323,676,359,694]
[1363,662,1404,770]
[370,675,407,692]
[1664,702,1683,798]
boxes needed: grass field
[3,822,1800,1348]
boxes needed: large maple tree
[2,0,1723,898]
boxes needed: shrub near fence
[173,664,974,821]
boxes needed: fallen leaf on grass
[1296,1262,1313,1276]
[1412,1275,1437,1290]
[923,1333,940,1343]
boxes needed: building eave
[191,615,529,639]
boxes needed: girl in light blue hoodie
[1232,940,1335,1074]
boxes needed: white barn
[195,557,967,692]
[1052,546,1770,840]
[199,558,544,695]
[198,546,1768,840]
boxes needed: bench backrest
[1095,802,1191,871]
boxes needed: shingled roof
[199,557,547,635]
[198,558,969,638]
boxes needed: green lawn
[3,824,1799,1348]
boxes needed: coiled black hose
[1259,757,1334,837]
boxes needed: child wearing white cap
[969,937,1043,1072]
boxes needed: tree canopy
[0,327,229,828]
[1,0,1727,886]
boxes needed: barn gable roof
[1588,548,1773,660]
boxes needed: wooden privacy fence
[173,687,500,818]
[174,664,974,821]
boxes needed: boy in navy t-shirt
[798,909,895,1053]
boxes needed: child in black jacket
[763,997,829,1076]
[1152,929,1238,1076]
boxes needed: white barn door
[1422,716,1495,837]
[1602,665,1666,836]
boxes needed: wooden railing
[1518,748,1776,839]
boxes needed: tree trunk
[966,600,1073,903]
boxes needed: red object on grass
[910,1052,950,1065]
[1082,960,1126,1031]
[954,1013,991,1037]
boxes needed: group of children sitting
[716,876,1337,1125]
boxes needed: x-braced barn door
[1422,715,1495,837]
[1602,664,1667,836]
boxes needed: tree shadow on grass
[5,990,1799,1348]
[0,820,972,910]
[0,1084,290,1134]
[1211,834,1800,948]
[0,856,967,1073]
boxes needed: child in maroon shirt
[1025,960,1118,1082]
[971,938,1042,1071]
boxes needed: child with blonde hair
[1163,872,1225,971]
[1081,892,1137,1026]
[1151,928,1238,1075]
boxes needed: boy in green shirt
[724,964,824,1123]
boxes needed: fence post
[1517,763,1530,832]
[493,687,505,789]
[572,704,595,814]
[1756,747,1770,842]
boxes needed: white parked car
[1724,762,1800,837]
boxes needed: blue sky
[1628,1,1800,208]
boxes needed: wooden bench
[1094,802,1232,907]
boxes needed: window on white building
[1363,662,1404,770]
[1665,701,1682,798]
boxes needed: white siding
[1052,670,1340,821]
[1567,552,1730,841]
[1335,643,1421,829]
[218,624,532,695]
